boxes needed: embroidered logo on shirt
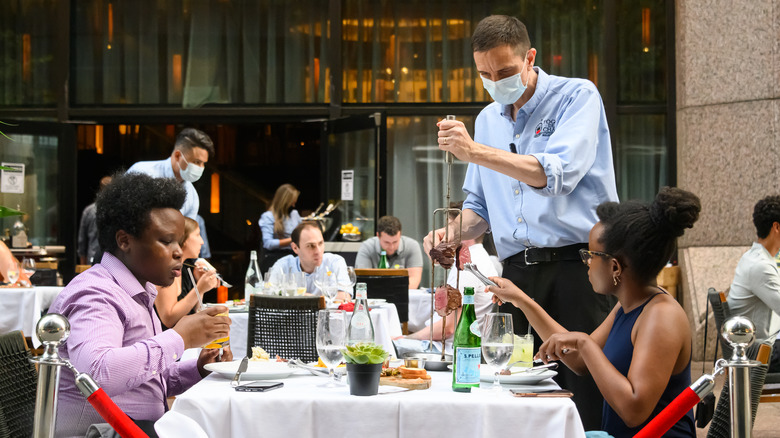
[534,119,556,138]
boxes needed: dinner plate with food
[479,367,558,385]
[205,347,296,380]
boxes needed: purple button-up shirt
[49,252,201,437]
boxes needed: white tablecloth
[0,286,64,346]
[408,289,439,333]
[162,369,585,438]
[183,304,403,361]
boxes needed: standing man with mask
[425,15,618,429]
[128,128,214,220]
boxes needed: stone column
[676,0,780,359]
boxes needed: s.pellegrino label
[452,287,481,392]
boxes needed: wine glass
[481,313,514,391]
[339,266,357,300]
[316,309,347,387]
[323,272,339,306]
[21,258,35,286]
[6,262,20,286]
[283,272,297,297]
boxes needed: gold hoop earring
[613,275,620,286]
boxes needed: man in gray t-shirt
[355,216,423,289]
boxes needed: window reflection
[614,114,667,202]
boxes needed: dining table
[183,302,403,361]
[0,285,64,346]
[162,365,586,437]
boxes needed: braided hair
[596,187,701,284]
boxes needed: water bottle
[378,250,389,269]
[244,250,262,304]
[452,287,481,392]
[346,282,375,345]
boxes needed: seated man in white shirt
[269,222,351,302]
[727,195,780,372]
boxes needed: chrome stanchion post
[720,316,760,438]
[31,313,70,438]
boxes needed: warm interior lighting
[172,54,182,95]
[108,3,114,44]
[95,125,104,154]
[22,34,31,82]
[642,8,651,52]
[210,173,220,214]
[118,125,126,135]
[588,54,599,87]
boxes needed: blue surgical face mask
[179,155,204,183]
[481,60,529,105]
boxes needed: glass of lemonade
[202,312,230,349]
[515,334,534,367]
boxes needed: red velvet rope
[86,388,149,438]
[633,387,700,438]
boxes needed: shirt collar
[500,66,548,119]
[100,251,159,300]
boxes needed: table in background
[183,303,402,361]
[164,368,585,438]
[0,286,64,346]
[408,289,439,333]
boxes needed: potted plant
[342,342,389,396]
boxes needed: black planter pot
[346,363,382,396]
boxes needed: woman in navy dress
[489,187,700,437]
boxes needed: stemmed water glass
[316,309,347,387]
[339,266,357,300]
[5,262,20,286]
[481,313,514,391]
[21,258,35,287]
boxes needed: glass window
[0,0,58,107]
[616,0,667,104]
[614,114,668,202]
[72,0,331,106]
[0,134,60,245]
[342,0,605,103]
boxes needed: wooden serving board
[379,375,432,390]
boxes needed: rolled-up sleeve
[529,87,602,197]
[259,212,281,250]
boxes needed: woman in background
[155,217,218,328]
[259,184,302,274]
[489,187,700,437]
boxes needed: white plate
[367,299,387,306]
[204,360,295,380]
[479,367,558,385]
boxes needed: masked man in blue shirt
[128,128,214,221]
[425,15,618,429]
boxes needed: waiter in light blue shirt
[426,15,617,430]
[128,128,215,221]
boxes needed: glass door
[0,121,77,280]
[320,112,386,242]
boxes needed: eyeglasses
[579,248,613,265]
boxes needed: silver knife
[231,356,249,387]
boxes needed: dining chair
[355,268,409,334]
[0,330,37,438]
[247,295,325,362]
[706,287,780,403]
[705,342,771,438]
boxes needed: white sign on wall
[1,162,24,194]
[341,170,354,201]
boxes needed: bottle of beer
[244,250,262,304]
[452,286,481,392]
[346,282,375,345]
[378,250,389,269]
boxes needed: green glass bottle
[452,286,481,392]
[378,250,389,269]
